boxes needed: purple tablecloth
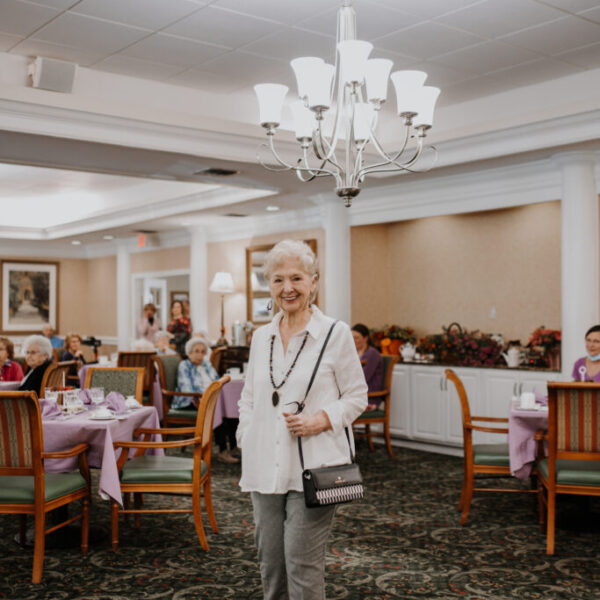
[213,379,244,429]
[508,401,548,479]
[43,406,162,506]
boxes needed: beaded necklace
[269,330,309,407]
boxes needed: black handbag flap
[304,463,362,489]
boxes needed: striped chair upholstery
[117,352,157,405]
[0,396,35,468]
[537,382,600,554]
[0,391,90,584]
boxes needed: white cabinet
[412,366,446,443]
[389,364,561,450]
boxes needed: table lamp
[209,271,235,346]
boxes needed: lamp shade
[365,58,393,103]
[413,86,440,128]
[390,70,427,116]
[291,57,324,100]
[209,271,234,294]
[254,83,288,127]
[291,100,315,140]
[338,40,373,85]
[306,62,335,111]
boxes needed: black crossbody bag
[296,321,364,508]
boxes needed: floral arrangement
[416,334,453,363]
[445,327,503,367]
[528,326,561,349]
[371,325,415,345]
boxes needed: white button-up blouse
[237,307,368,494]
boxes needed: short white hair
[264,240,318,279]
[185,336,210,357]
[154,330,170,343]
[132,338,155,351]
[23,334,53,359]
[264,239,319,300]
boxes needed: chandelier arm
[314,125,344,172]
[357,130,422,178]
[256,144,294,172]
[368,124,412,166]
[358,140,434,179]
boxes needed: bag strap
[296,321,355,471]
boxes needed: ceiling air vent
[223,213,249,218]
[194,167,239,177]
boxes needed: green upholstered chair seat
[121,455,207,484]
[473,443,510,466]
[357,408,385,419]
[0,473,87,504]
[167,407,198,420]
[538,458,600,486]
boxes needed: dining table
[214,377,244,429]
[42,403,163,506]
[508,399,548,479]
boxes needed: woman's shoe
[216,449,240,464]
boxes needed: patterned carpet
[1,443,600,599]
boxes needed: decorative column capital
[553,150,597,170]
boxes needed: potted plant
[527,326,561,370]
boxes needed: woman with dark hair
[352,323,384,408]
[0,337,24,382]
[167,300,192,357]
[572,325,600,381]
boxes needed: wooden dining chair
[84,367,144,402]
[445,369,536,525]
[117,351,157,406]
[537,381,600,554]
[110,375,230,552]
[0,391,91,583]
[352,355,397,457]
[154,354,201,428]
[39,361,78,397]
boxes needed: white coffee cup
[227,367,241,376]
[95,407,112,418]
[520,392,536,409]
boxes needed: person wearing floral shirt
[174,337,218,409]
[167,300,192,357]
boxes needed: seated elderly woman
[18,334,54,396]
[352,323,384,410]
[132,338,156,352]
[154,330,176,355]
[0,336,24,382]
[174,336,218,410]
[61,332,87,386]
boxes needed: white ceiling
[0,0,599,245]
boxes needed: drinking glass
[45,389,59,403]
[90,387,104,405]
[63,390,79,411]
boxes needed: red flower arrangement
[528,326,561,349]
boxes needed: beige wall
[351,201,561,344]
[86,255,117,336]
[130,246,190,273]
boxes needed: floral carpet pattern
[1,444,600,599]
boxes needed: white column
[557,151,599,376]
[188,226,208,336]
[320,197,352,323]
[116,242,131,351]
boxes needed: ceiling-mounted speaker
[28,57,78,93]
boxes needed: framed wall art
[1,260,58,333]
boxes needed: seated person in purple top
[352,323,384,410]
[572,325,600,382]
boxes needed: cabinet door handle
[518,382,523,395]
[513,382,517,396]
[440,375,443,391]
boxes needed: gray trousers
[251,491,336,600]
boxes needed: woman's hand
[283,410,332,437]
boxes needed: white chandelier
[254,1,440,207]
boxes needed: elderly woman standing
[237,239,367,600]
[18,334,54,396]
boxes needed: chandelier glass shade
[254,2,440,207]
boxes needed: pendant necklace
[269,331,309,407]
